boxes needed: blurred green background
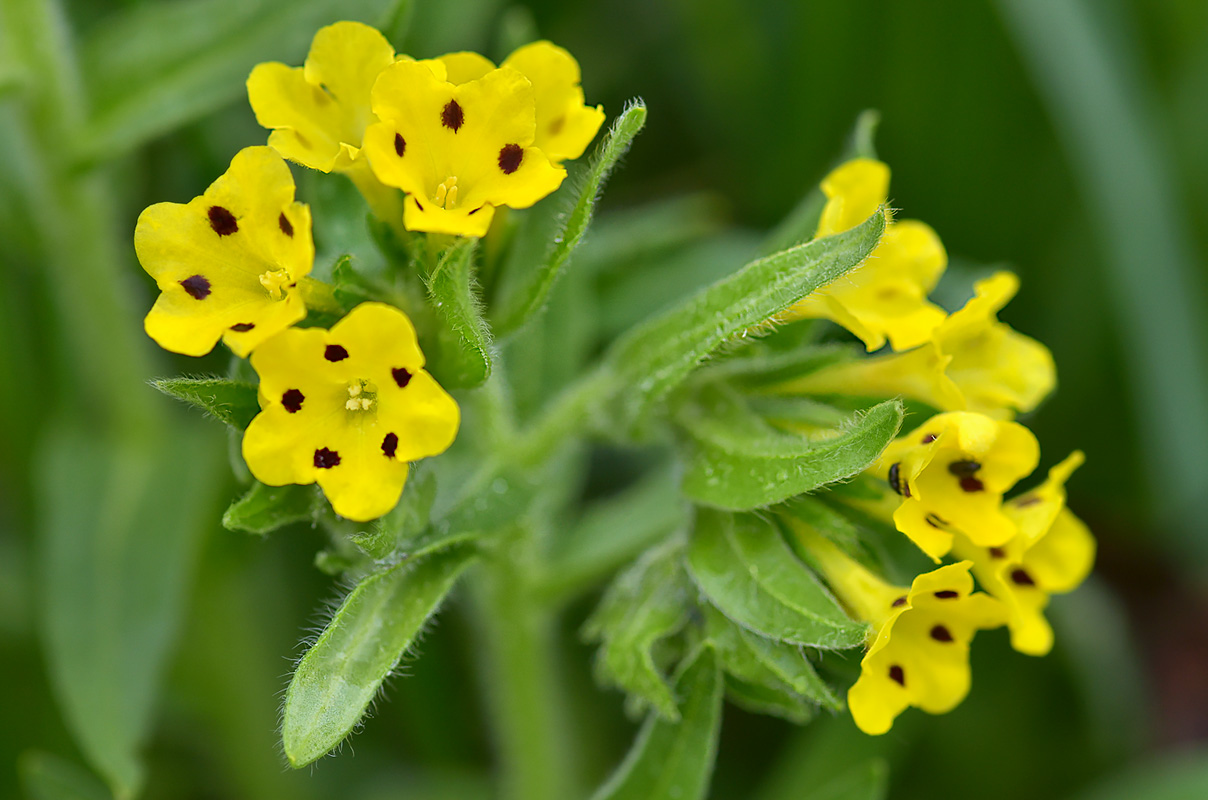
[2,0,1207,798]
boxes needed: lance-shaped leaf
[677,385,903,510]
[604,210,885,428]
[590,646,724,800]
[493,101,647,335]
[222,481,319,535]
[697,344,858,392]
[281,542,477,768]
[686,510,865,649]
[423,237,492,389]
[583,541,693,721]
[702,603,841,717]
[150,376,259,430]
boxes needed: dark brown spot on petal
[180,274,211,300]
[934,590,959,599]
[230,322,255,332]
[989,547,1007,559]
[279,213,294,237]
[382,432,398,458]
[891,596,908,608]
[1015,494,1042,507]
[325,344,349,362]
[888,462,910,497]
[392,367,412,388]
[949,460,984,491]
[498,143,523,174]
[549,115,565,136]
[394,132,406,157]
[925,513,948,529]
[208,205,238,236]
[889,665,906,686]
[441,99,464,131]
[921,433,938,444]
[960,476,986,493]
[282,389,304,413]
[414,198,425,212]
[467,205,484,216]
[314,447,340,469]
[1011,568,1036,586]
[930,624,954,642]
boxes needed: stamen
[259,269,291,299]
[344,380,378,412]
[434,177,459,209]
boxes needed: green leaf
[150,376,259,430]
[77,0,395,164]
[590,646,724,800]
[35,422,224,799]
[678,388,903,510]
[686,510,865,649]
[603,210,885,429]
[493,101,647,335]
[18,751,110,800]
[424,237,493,389]
[221,481,318,535]
[282,542,477,768]
[583,541,693,721]
[697,344,857,392]
[723,675,813,725]
[702,603,841,713]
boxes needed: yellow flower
[874,412,1040,560]
[786,519,1004,735]
[778,271,1056,418]
[362,60,566,237]
[135,146,313,357]
[242,302,460,522]
[781,158,948,352]
[952,452,1095,655]
[427,41,604,163]
[247,21,395,175]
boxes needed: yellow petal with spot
[502,40,604,162]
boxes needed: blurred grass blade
[36,422,224,799]
[677,386,903,510]
[686,510,865,649]
[582,542,693,721]
[604,210,884,429]
[151,376,260,430]
[222,481,318,535]
[761,109,880,256]
[590,646,724,800]
[282,542,477,768]
[77,0,395,164]
[997,0,1208,563]
[493,101,647,335]
[423,238,493,389]
[18,751,111,800]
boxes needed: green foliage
[423,237,493,388]
[150,377,260,430]
[686,510,865,649]
[583,541,693,721]
[222,481,320,535]
[677,384,903,509]
[281,542,477,768]
[590,646,724,800]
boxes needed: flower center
[434,176,459,209]
[259,269,291,300]
[345,379,378,412]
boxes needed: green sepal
[493,101,647,335]
[221,481,320,535]
[583,541,693,721]
[281,541,478,768]
[423,237,493,389]
[590,646,724,800]
[603,209,886,431]
[702,603,841,715]
[150,376,259,430]
[676,385,904,510]
[686,510,865,649]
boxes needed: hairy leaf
[221,481,318,535]
[282,542,477,768]
[424,237,492,389]
[150,376,259,430]
[686,510,865,649]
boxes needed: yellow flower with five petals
[242,302,459,522]
[781,158,948,352]
[135,146,313,357]
[363,60,566,237]
[952,451,1095,655]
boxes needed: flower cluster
[780,158,1094,734]
[135,22,602,520]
